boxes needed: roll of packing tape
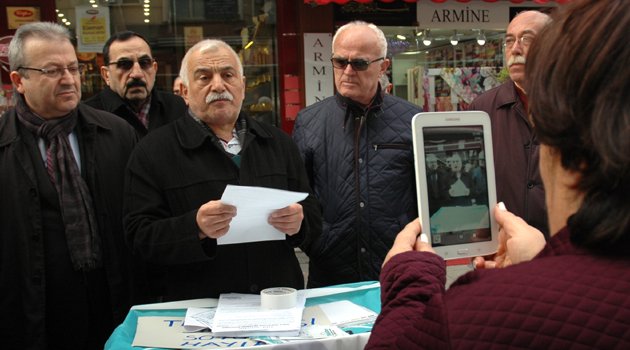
[260,287,298,310]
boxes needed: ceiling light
[144,19,150,23]
[422,30,432,46]
[476,31,486,46]
[396,34,406,40]
[58,13,64,17]
[450,31,459,46]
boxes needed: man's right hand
[473,202,546,269]
[196,200,237,239]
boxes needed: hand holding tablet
[411,111,498,260]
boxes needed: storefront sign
[418,2,508,29]
[76,6,110,53]
[6,7,40,29]
[303,33,333,106]
[418,1,553,29]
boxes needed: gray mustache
[508,55,526,67]
[206,92,234,104]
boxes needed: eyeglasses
[331,57,384,71]
[108,57,155,71]
[504,35,535,49]
[18,64,85,78]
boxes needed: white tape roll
[260,287,298,310]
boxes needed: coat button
[527,182,534,189]
[249,284,259,293]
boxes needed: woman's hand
[473,203,546,269]
[383,218,436,267]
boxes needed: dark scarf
[16,95,102,271]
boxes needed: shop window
[55,0,279,126]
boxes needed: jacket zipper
[373,143,411,151]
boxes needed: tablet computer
[411,111,498,260]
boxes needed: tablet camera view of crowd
[423,126,491,247]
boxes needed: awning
[305,0,571,5]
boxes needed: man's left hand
[268,203,303,236]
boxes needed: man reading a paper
[123,39,321,301]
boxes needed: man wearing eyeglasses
[467,10,551,238]
[84,31,186,137]
[1,22,140,349]
[293,21,421,288]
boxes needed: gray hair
[332,21,387,58]
[8,22,72,73]
[179,39,243,87]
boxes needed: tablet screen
[422,125,491,247]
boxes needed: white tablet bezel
[411,111,498,260]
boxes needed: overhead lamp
[476,30,486,46]
[422,30,432,46]
[396,34,406,40]
[450,31,459,46]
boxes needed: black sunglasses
[331,57,384,71]
[108,57,154,71]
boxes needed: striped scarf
[16,95,102,271]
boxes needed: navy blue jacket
[293,92,420,287]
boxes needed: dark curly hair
[526,0,630,254]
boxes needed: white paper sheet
[217,185,308,245]
[183,307,216,332]
[211,291,307,337]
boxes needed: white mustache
[206,92,233,104]
[508,55,526,67]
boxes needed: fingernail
[498,202,507,211]
[420,233,429,243]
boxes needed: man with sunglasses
[85,31,186,137]
[467,11,551,238]
[293,21,421,288]
[1,22,140,349]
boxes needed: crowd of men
[0,10,556,349]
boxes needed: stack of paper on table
[302,300,378,328]
[209,292,307,337]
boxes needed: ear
[100,65,111,85]
[9,71,25,94]
[380,58,391,74]
[241,76,247,99]
[152,60,158,72]
[181,82,189,103]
